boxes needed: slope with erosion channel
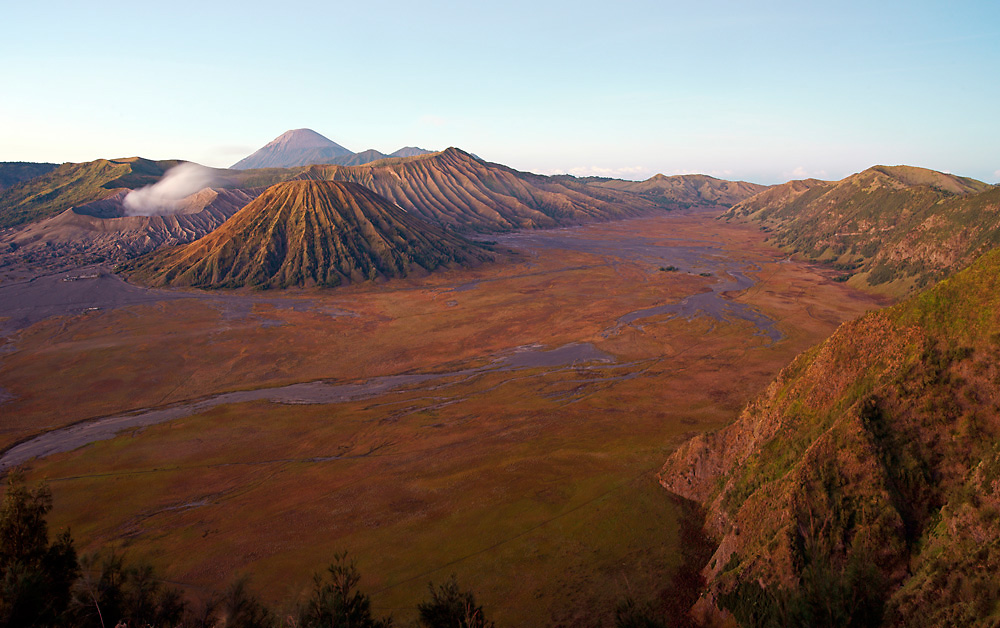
[125,180,495,288]
[660,245,1000,626]
[723,165,998,295]
[294,147,665,232]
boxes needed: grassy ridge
[661,246,1000,625]
[723,165,999,295]
[0,161,58,191]
[575,173,769,209]
[0,158,180,229]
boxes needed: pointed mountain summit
[231,129,353,170]
[126,180,493,288]
[389,147,432,159]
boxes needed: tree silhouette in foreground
[297,552,392,628]
[417,575,494,628]
[0,473,78,628]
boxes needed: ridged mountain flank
[723,165,998,295]
[660,246,1000,627]
[125,181,493,288]
[295,148,662,232]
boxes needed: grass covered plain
[0,211,882,626]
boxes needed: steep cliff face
[660,247,1000,626]
[723,166,999,296]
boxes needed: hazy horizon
[2,0,998,185]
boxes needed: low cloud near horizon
[787,166,829,181]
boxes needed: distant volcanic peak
[126,179,493,289]
[390,146,433,158]
[230,129,353,170]
[267,128,348,151]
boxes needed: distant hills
[0,162,58,192]
[12,133,997,298]
[230,128,432,170]
[660,242,1000,627]
[125,181,493,288]
[571,173,770,209]
[723,165,998,295]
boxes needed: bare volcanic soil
[124,180,495,288]
[0,210,882,626]
[294,147,666,232]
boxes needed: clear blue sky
[2,0,998,184]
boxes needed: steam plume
[123,163,219,216]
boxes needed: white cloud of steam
[123,163,219,216]
[994,169,1000,183]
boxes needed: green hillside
[660,245,1000,626]
[723,165,998,296]
[576,173,770,208]
[0,161,58,191]
[0,158,180,229]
